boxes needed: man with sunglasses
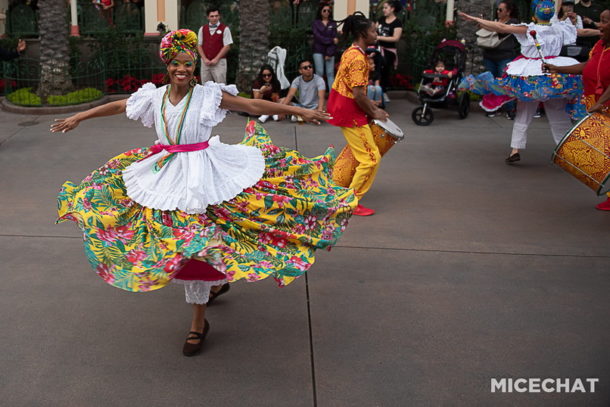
[279,59,326,120]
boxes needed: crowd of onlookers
[247,0,403,123]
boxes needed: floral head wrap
[159,29,198,65]
[534,0,555,22]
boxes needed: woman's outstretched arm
[220,92,332,125]
[51,99,127,133]
[458,11,527,34]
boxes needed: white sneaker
[383,93,390,103]
[259,115,269,123]
[291,115,297,122]
[272,115,279,121]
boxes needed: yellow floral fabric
[57,121,357,292]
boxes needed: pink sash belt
[149,140,210,154]
[147,141,210,172]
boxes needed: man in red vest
[196,6,233,84]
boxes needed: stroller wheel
[412,106,434,126]
[458,92,470,119]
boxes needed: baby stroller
[411,40,470,126]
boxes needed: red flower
[96,263,115,283]
[173,227,194,240]
[126,249,147,264]
[97,226,134,243]
[162,212,173,227]
[288,256,309,271]
[163,256,183,274]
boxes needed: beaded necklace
[153,85,194,172]
[160,84,194,145]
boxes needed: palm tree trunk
[236,0,270,91]
[38,0,72,100]
[457,0,493,74]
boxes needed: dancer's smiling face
[167,52,195,85]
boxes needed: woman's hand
[458,11,477,22]
[299,109,332,125]
[17,39,26,53]
[51,115,81,133]
[542,63,561,73]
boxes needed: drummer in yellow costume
[546,9,610,210]
[327,12,389,216]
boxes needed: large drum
[333,119,404,188]
[552,112,610,195]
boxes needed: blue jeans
[313,53,335,91]
[367,85,383,104]
[483,57,515,112]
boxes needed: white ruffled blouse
[507,21,579,76]
[122,82,265,214]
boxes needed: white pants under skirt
[173,279,227,304]
[510,99,572,150]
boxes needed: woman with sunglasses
[480,1,520,119]
[252,64,282,122]
[312,2,338,91]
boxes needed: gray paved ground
[0,94,609,407]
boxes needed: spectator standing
[376,0,403,95]
[555,0,584,29]
[92,0,114,26]
[197,6,233,84]
[481,1,520,119]
[312,3,338,91]
[575,0,605,27]
[575,0,604,54]
[279,59,326,121]
[0,39,26,61]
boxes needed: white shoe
[383,93,390,103]
[272,115,279,121]
[259,115,269,123]
[291,115,297,122]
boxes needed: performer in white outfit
[51,29,356,357]
[459,0,585,163]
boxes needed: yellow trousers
[340,125,381,198]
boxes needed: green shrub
[7,87,41,106]
[7,87,103,106]
[48,88,104,106]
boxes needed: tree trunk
[456,0,494,74]
[38,0,72,100]
[236,0,270,92]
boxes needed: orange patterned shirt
[327,45,370,127]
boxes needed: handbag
[476,28,510,49]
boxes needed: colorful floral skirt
[57,121,357,292]
[459,72,586,120]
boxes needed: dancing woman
[51,29,357,356]
[459,0,584,163]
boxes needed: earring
[190,78,198,87]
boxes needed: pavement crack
[333,244,610,259]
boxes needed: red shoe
[595,197,610,211]
[353,204,376,216]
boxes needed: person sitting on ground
[253,64,282,123]
[0,39,26,61]
[366,48,383,106]
[278,59,326,122]
[420,60,457,97]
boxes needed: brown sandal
[182,319,210,357]
[207,283,230,305]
